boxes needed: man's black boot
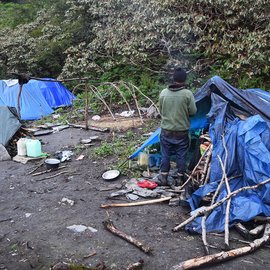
[167,175,176,189]
[157,173,168,186]
[175,173,184,187]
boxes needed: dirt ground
[0,126,269,270]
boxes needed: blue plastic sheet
[0,79,75,120]
[186,78,270,232]
[129,76,270,232]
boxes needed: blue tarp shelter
[0,79,75,120]
[130,76,270,232]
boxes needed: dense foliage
[0,0,269,90]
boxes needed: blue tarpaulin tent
[130,76,270,232]
[0,79,75,120]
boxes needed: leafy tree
[0,0,269,90]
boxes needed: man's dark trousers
[160,129,189,174]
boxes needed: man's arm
[188,93,197,116]
[159,93,163,113]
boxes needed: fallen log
[173,177,270,232]
[103,220,152,254]
[171,223,270,270]
[101,196,172,208]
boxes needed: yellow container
[137,152,149,167]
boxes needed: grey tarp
[0,106,21,146]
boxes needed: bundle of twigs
[179,133,212,191]
[6,126,33,157]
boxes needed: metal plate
[102,170,120,181]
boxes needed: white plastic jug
[137,152,149,167]
[17,138,28,156]
[26,139,42,157]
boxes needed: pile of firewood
[5,126,33,157]
[188,133,213,188]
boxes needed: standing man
[159,67,197,187]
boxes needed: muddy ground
[0,126,269,270]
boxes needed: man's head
[173,67,187,84]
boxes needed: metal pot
[45,158,60,170]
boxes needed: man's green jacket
[159,85,197,132]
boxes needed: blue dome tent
[0,79,75,120]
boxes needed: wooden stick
[0,218,12,223]
[218,156,231,248]
[127,82,160,115]
[101,196,172,208]
[67,122,108,132]
[201,215,209,255]
[204,164,211,184]
[230,236,270,249]
[202,145,212,185]
[253,216,270,222]
[83,251,97,259]
[103,220,152,254]
[126,260,144,270]
[90,85,116,120]
[31,166,66,176]
[35,171,69,181]
[249,225,265,236]
[173,177,270,232]
[234,223,252,240]
[27,161,44,175]
[201,152,227,255]
[171,223,270,270]
[220,135,231,249]
[178,144,211,190]
[130,84,144,124]
[85,81,89,130]
[103,82,133,115]
[17,84,23,119]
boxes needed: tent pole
[17,84,23,119]
[85,81,89,130]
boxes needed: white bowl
[102,170,120,181]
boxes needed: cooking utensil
[45,158,60,170]
[102,169,120,181]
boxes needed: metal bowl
[45,158,60,170]
[102,170,120,181]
